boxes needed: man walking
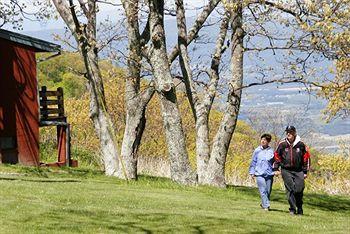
[274,126,311,215]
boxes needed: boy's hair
[261,133,272,142]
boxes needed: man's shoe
[297,208,303,215]
[289,208,296,215]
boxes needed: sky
[2,0,210,32]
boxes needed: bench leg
[57,125,67,165]
[66,124,71,166]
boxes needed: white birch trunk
[203,6,244,187]
[120,0,155,179]
[148,0,196,184]
[52,0,121,177]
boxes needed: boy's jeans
[256,175,274,209]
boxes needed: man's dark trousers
[281,169,305,212]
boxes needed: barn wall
[0,38,39,165]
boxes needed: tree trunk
[120,0,154,180]
[121,89,154,179]
[52,0,122,177]
[120,104,145,179]
[148,0,195,184]
[84,50,121,177]
[174,1,232,186]
[175,0,209,183]
[204,6,244,187]
[195,109,211,183]
[195,12,230,185]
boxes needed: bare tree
[205,3,244,187]
[175,0,233,186]
[120,0,155,179]
[51,0,121,177]
[52,0,156,180]
[146,0,196,184]
[119,0,219,184]
[142,0,222,184]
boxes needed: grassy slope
[0,165,349,234]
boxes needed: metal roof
[0,28,61,52]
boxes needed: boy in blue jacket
[249,133,274,211]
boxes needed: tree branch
[52,0,77,36]
[140,82,156,106]
[238,77,325,91]
[203,10,230,111]
[168,0,221,64]
[176,0,198,119]
[68,0,83,35]
[77,0,89,17]
[140,14,150,46]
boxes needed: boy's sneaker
[260,204,270,211]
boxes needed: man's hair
[261,133,272,142]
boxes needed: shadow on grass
[32,208,285,233]
[0,176,80,183]
[138,175,173,182]
[0,164,104,179]
[305,193,350,212]
[267,208,285,213]
[229,185,350,213]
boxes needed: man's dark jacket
[273,135,310,174]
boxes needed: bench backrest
[39,86,66,122]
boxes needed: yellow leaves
[299,1,349,52]
[222,0,244,12]
[300,22,309,31]
[305,0,316,13]
[322,3,333,19]
[321,44,349,120]
[336,57,350,74]
[320,82,350,122]
[317,155,350,175]
[299,2,350,120]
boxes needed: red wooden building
[0,28,70,166]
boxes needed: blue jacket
[249,146,274,177]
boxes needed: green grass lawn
[0,165,349,233]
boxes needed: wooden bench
[39,86,75,167]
